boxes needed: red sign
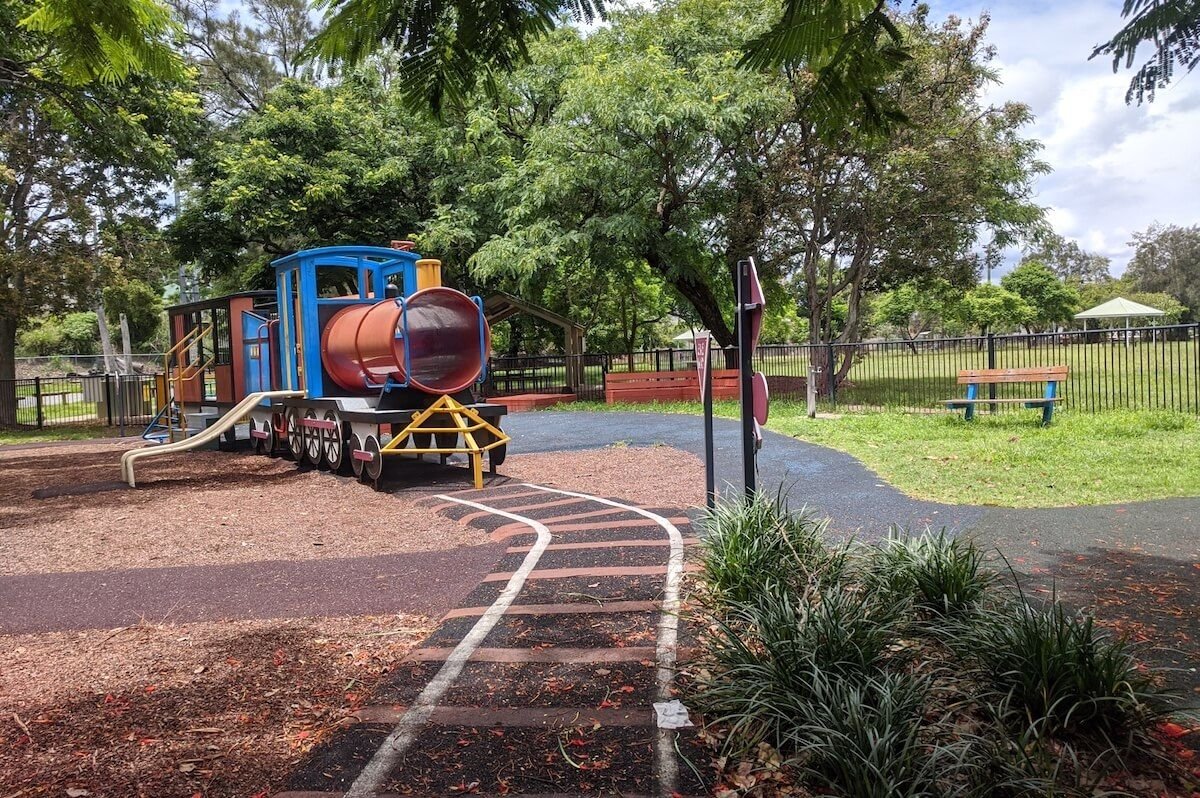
[694,333,711,401]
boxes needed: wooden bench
[605,369,740,404]
[944,366,1068,425]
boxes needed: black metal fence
[482,323,1200,414]
[0,374,161,430]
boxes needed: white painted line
[521,484,685,797]
[344,495,552,797]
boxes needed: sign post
[694,333,716,510]
[736,258,767,497]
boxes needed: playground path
[504,410,1200,701]
[0,545,505,635]
[279,482,707,798]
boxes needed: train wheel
[322,410,346,472]
[250,419,263,454]
[261,414,277,455]
[411,432,432,450]
[434,432,459,451]
[286,407,304,461]
[349,434,365,479]
[363,435,384,484]
[303,409,322,465]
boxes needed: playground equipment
[137,244,508,489]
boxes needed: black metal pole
[737,260,756,497]
[703,344,716,510]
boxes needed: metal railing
[482,324,1200,414]
[0,374,161,430]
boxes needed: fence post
[986,333,997,413]
[668,348,675,371]
[34,377,44,429]
[826,342,837,404]
[105,374,114,426]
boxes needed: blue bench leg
[1041,403,1053,426]
[964,403,975,421]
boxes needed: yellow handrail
[160,323,214,442]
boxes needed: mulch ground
[0,438,708,797]
[0,614,434,797]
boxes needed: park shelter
[1074,296,1166,346]
[483,292,587,392]
[1074,297,1165,328]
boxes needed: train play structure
[120,243,509,489]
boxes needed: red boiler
[320,287,488,395]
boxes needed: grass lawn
[563,400,1200,507]
[0,424,126,446]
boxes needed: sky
[926,0,1200,277]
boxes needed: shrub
[790,670,973,798]
[698,492,844,606]
[953,594,1170,739]
[696,584,900,752]
[866,530,994,617]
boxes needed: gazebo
[1074,296,1166,346]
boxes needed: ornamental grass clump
[698,491,845,606]
[952,592,1172,740]
[690,498,1185,796]
[865,529,994,617]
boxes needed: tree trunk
[0,315,17,427]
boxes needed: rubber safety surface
[277,482,708,797]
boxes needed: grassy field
[564,399,1200,507]
[0,424,124,446]
[491,337,1200,413]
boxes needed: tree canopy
[1092,0,1200,105]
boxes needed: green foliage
[958,283,1034,334]
[866,529,993,617]
[20,311,100,355]
[951,593,1171,738]
[1075,276,1186,325]
[698,492,844,606]
[171,77,443,284]
[1125,222,1200,321]
[18,0,185,85]
[16,317,64,355]
[871,280,962,340]
[1020,234,1112,284]
[307,0,603,113]
[103,279,163,348]
[739,0,911,137]
[1000,261,1080,331]
[1091,0,1200,105]
[692,495,1181,794]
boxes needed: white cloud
[929,0,1200,276]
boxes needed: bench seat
[945,366,1068,425]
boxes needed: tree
[871,280,962,349]
[1076,276,1186,324]
[308,0,908,134]
[171,77,445,288]
[999,261,1080,332]
[959,283,1033,335]
[1020,234,1111,284]
[5,0,183,88]
[1091,0,1200,105]
[0,0,198,423]
[1125,222,1200,320]
[780,10,1045,385]
[307,0,603,113]
[173,0,317,122]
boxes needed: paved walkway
[0,546,505,635]
[280,483,705,797]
